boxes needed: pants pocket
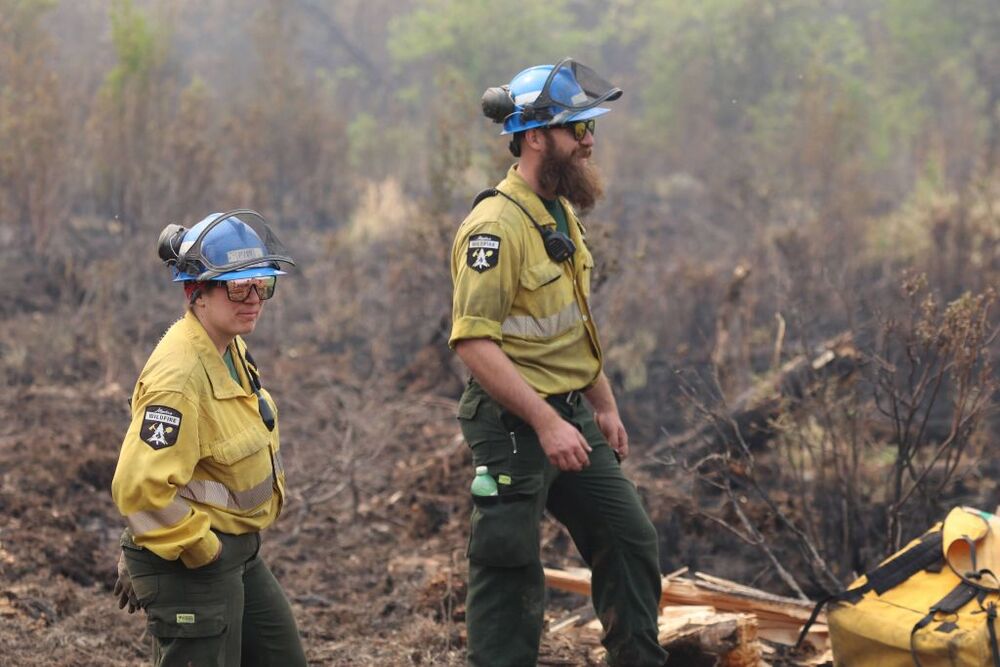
[467,475,542,568]
[147,603,227,639]
[129,572,159,608]
[457,388,484,420]
[122,545,162,607]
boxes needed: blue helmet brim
[500,106,611,135]
[172,266,287,282]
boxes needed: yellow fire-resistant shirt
[449,164,603,395]
[112,310,285,568]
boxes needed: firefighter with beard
[450,60,669,667]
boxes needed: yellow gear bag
[804,507,1000,666]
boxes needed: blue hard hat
[159,210,295,282]
[500,58,622,135]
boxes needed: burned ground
[1,322,995,665]
[0,371,669,666]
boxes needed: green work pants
[459,381,668,667]
[122,530,306,667]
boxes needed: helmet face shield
[164,209,295,282]
[528,58,621,124]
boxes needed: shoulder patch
[467,234,501,273]
[140,405,182,450]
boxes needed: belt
[546,389,583,406]
[469,377,583,408]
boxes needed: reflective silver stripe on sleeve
[127,499,192,536]
[273,448,284,476]
[501,301,582,339]
[178,474,274,512]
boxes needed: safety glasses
[554,119,596,141]
[213,276,277,302]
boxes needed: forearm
[455,338,594,470]
[584,371,619,415]
[454,338,561,431]
[585,371,630,458]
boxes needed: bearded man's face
[537,129,604,213]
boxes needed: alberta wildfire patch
[467,234,501,273]
[140,405,182,450]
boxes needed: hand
[536,415,592,471]
[208,540,223,564]
[595,410,629,461]
[113,552,139,614]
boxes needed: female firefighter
[111,210,307,666]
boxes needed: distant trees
[2,0,997,244]
[91,0,175,225]
[0,0,65,251]
[0,0,993,391]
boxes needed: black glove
[113,551,140,613]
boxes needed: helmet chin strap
[184,281,207,304]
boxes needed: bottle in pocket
[470,465,498,496]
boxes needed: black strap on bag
[795,593,837,648]
[986,602,1000,667]
[795,531,945,648]
[909,582,982,667]
[854,532,945,601]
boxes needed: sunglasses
[553,119,596,141]
[210,276,277,302]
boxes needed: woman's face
[194,281,265,351]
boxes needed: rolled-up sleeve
[111,388,220,568]
[449,220,521,348]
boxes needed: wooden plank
[548,613,586,634]
[543,566,829,650]
[662,575,821,624]
[543,567,822,625]
[543,567,592,597]
[565,604,764,665]
[658,609,761,667]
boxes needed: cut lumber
[543,567,592,597]
[543,566,829,653]
[547,603,594,634]
[670,572,821,625]
[547,613,587,634]
[566,604,763,666]
[658,606,759,661]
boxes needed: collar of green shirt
[541,196,570,236]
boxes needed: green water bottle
[470,465,498,497]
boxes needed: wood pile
[544,567,832,666]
